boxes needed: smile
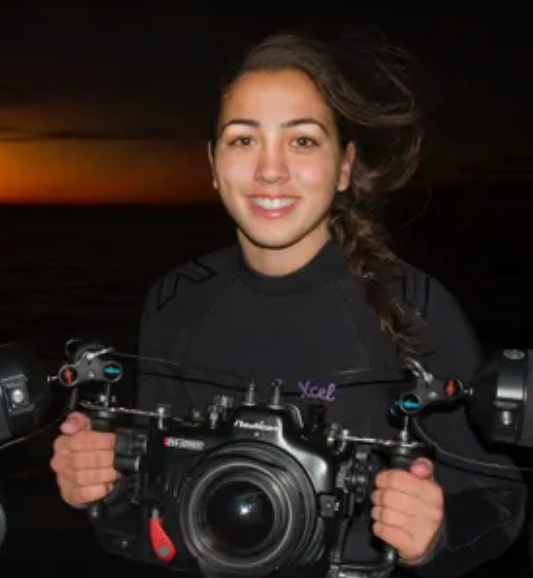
[250,197,297,210]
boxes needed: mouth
[248,196,299,219]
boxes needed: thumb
[60,412,91,435]
[410,457,434,480]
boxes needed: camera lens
[179,445,320,576]
[204,480,275,553]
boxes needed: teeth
[251,197,296,210]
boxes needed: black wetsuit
[136,239,526,578]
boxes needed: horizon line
[1,180,533,208]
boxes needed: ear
[337,142,356,192]
[207,141,219,190]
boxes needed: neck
[238,227,332,277]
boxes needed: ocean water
[0,189,532,577]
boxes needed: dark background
[0,1,533,576]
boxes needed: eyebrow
[218,117,330,137]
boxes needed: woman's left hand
[370,458,444,564]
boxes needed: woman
[51,29,526,578]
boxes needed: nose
[254,142,289,185]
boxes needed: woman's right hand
[50,412,118,508]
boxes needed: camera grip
[387,453,414,471]
[375,443,429,568]
[377,455,412,567]
[85,414,120,521]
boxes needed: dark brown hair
[213,29,424,355]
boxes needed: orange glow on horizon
[0,138,216,204]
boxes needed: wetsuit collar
[238,239,346,295]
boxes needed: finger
[60,412,91,435]
[69,431,116,452]
[53,434,75,454]
[74,467,118,487]
[53,430,115,454]
[410,458,434,480]
[70,449,115,471]
[371,505,414,527]
[67,483,112,506]
[50,451,71,474]
[372,489,444,529]
[371,489,417,517]
[375,471,443,509]
[64,466,118,488]
[51,450,116,476]
[372,521,413,555]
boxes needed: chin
[238,226,304,252]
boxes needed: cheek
[293,161,338,196]
[216,157,255,192]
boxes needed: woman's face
[210,69,355,266]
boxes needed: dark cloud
[0,87,22,107]
[0,127,184,142]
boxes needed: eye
[291,136,318,149]
[228,136,254,147]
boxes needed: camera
[93,385,395,577]
[0,341,53,550]
[1,338,532,576]
[0,342,51,445]
[54,341,533,577]
[56,342,437,578]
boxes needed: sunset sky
[0,2,531,204]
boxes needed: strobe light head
[468,349,533,448]
[0,341,51,444]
